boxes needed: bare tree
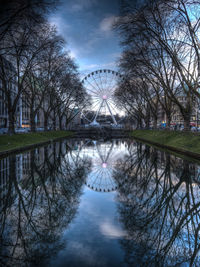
[115,0,200,131]
[0,0,58,41]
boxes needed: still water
[1,139,200,267]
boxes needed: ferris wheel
[85,141,118,192]
[67,139,126,192]
[82,69,123,126]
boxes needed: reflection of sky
[48,0,122,76]
[48,189,126,267]
[48,140,128,266]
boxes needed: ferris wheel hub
[102,162,107,168]
[102,95,107,100]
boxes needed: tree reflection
[0,140,91,266]
[115,142,200,266]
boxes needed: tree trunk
[145,116,150,129]
[44,113,48,131]
[153,117,157,129]
[30,111,36,132]
[183,116,190,132]
[8,110,15,134]
[183,112,190,132]
[65,117,69,129]
[137,118,142,129]
[145,110,150,129]
[166,113,171,130]
[59,116,62,130]
[53,119,56,130]
[181,100,192,132]
[53,111,56,130]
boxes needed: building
[152,95,199,128]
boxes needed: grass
[0,131,73,153]
[130,130,200,154]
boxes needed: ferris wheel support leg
[93,100,104,123]
[105,142,114,162]
[105,100,117,125]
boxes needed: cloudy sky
[49,0,122,77]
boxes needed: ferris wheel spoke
[91,168,104,188]
[92,94,102,100]
[91,72,104,94]
[102,144,109,161]
[105,142,114,162]
[105,71,109,93]
[86,88,101,96]
[104,73,115,94]
[91,74,104,96]
[91,167,102,179]
[83,103,99,122]
[107,98,120,114]
[84,80,102,96]
[84,77,104,96]
[105,173,113,188]
[105,100,117,124]
[96,144,105,163]
[104,72,116,93]
[97,71,106,94]
[84,99,101,114]
[92,97,102,106]
[107,77,118,96]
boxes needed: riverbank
[131,130,200,159]
[0,131,73,156]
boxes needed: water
[1,139,200,266]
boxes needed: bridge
[72,125,130,139]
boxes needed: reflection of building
[0,142,61,204]
[0,158,10,212]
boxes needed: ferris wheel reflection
[69,140,126,192]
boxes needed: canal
[0,138,200,266]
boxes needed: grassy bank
[0,131,73,154]
[131,130,200,155]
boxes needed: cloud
[70,0,98,12]
[67,241,107,266]
[68,50,77,59]
[48,7,121,75]
[49,15,71,36]
[99,15,118,33]
[100,220,126,239]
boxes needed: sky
[48,0,122,78]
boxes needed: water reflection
[1,139,200,266]
[0,141,91,266]
[71,140,126,192]
[115,142,200,266]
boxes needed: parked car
[36,127,44,132]
[191,126,197,132]
[0,128,8,134]
[15,127,29,133]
